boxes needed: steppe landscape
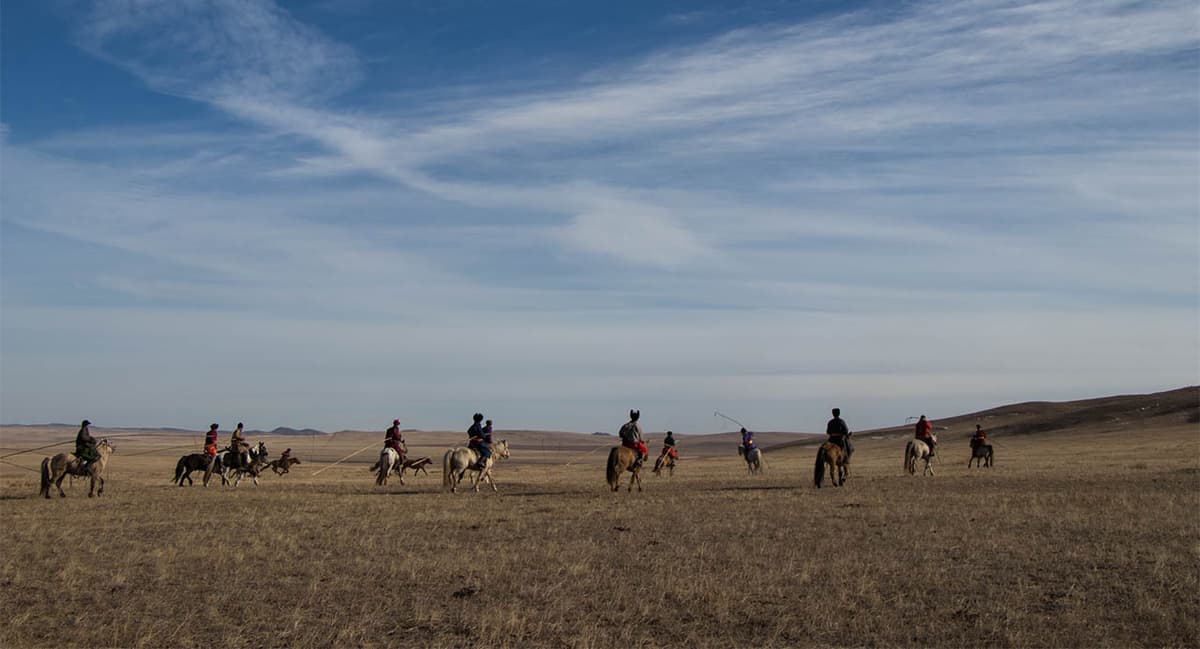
[1,387,1196,648]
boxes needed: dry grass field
[1,388,1197,648]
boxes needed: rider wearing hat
[204,423,220,459]
[467,413,492,471]
[229,422,250,468]
[619,410,648,469]
[385,419,406,464]
[740,427,756,456]
[75,420,99,471]
[660,430,679,462]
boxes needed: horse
[442,440,510,493]
[208,442,269,486]
[738,445,764,474]
[40,438,115,498]
[376,446,405,486]
[606,446,644,492]
[401,456,433,477]
[814,442,849,488]
[174,452,228,486]
[652,452,676,478]
[268,457,301,475]
[968,443,994,468]
[905,434,938,476]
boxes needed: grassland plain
[0,414,1197,648]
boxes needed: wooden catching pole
[310,441,379,476]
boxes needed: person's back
[74,420,99,469]
[915,416,936,455]
[826,408,852,459]
[467,413,491,470]
[970,425,986,449]
[385,419,405,459]
[619,410,648,468]
[661,431,678,460]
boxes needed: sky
[1,0,1197,434]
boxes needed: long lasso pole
[310,442,379,476]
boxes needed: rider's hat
[629,409,640,421]
[81,419,91,427]
[210,423,219,430]
[393,418,400,425]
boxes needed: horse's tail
[814,446,827,488]
[904,441,915,474]
[376,450,389,486]
[606,448,621,490]
[442,450,454,490]
[174,457,186,484]
[39,457,51,497]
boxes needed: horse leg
[56,472,68,498]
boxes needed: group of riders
[383,413,496,472]
[611,407,990,469]
[71,406,991,477]
[202,423,291,473]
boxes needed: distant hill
[766,386,1198,452]
[248,427,327,436]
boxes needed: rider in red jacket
[915,415,936,456]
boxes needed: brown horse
[401,456,433,477]
[40,438,115,498]
[814,442,848,488]
[268,457,302,475]
[652,452,676,478]
[606,446,643,492]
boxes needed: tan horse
[814,442,849,488]
[606,446,643,492]
[40,438,115,498]
[442,440,510,493]
[905,434,938,476]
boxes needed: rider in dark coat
[468,413,491,470]
[826,408,852,460]
[75,420,99,469]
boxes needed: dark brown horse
[814,442,849,488]
[606,446,643,492]
[174,452,227,486]
[268,457,302,475]
[968,443,994,468]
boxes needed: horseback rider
[970,424,987,450]
[467,413,492,471]
[619,410,648,469]
[660,430,679,462]
[826,408,852,459]
[739,427,756,455]
[229,422,250,468]
[279,447,293,464]
[385,419,406,463]
[915,415,937,456]
[204,423,219,464]
[74,419,99,472]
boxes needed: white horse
[442,440,510,493]
[905,434,938,476]
[211,441,269,486]
[376,445,407,486]
[739,445,765,474]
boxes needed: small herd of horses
[37,432,994,499]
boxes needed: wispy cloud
[1,0,1195,429]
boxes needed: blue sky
[1,0,1197,433]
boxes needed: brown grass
[0,416,1197,648]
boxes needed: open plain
[1,388,1197,648]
